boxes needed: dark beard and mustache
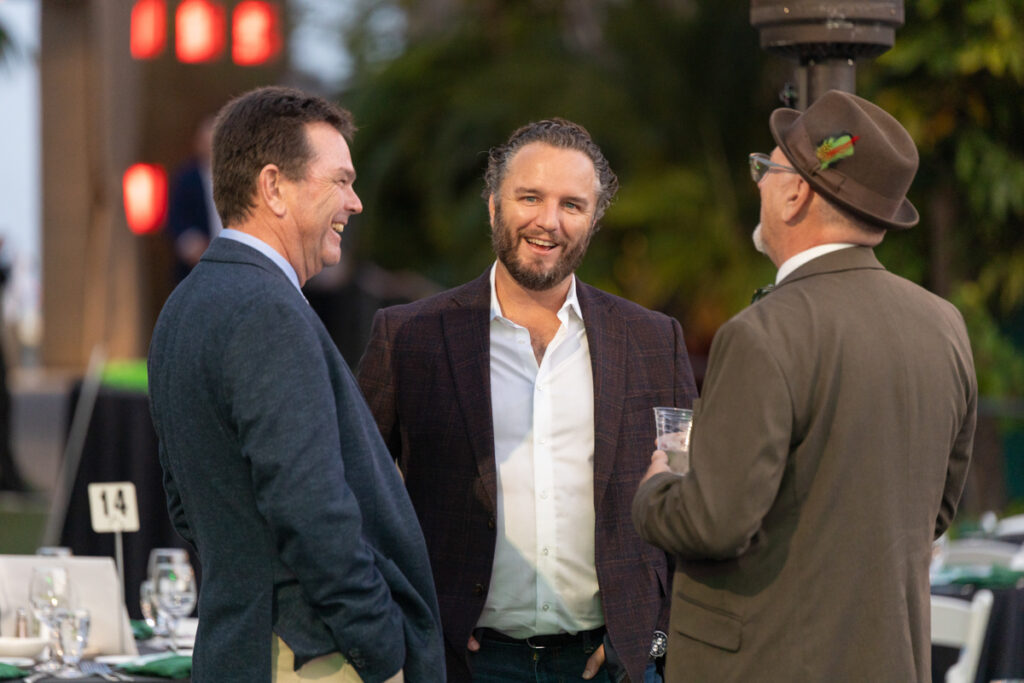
[490,203,594,291]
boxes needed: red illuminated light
[232,1,282,66]
[130,0,167,59]
[175,0,226,64]
[123,164,168,235]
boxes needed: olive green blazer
[634,247,975,682]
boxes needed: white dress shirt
[476,264,603,638]
[776,243,856,284]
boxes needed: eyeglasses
[748,153,798,183]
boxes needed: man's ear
[781,176,812,223]
[258,164,287,217]
[487,194,496,228]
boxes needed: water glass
[28,566,72,672]
[147,548,189,578]
[153,563,197,653]
[56,607,90,678]
[146,548,189,637]
[139,578,157,630]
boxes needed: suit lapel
[442,271,498,512]
[579,282,626,510]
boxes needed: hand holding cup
[653,407,693,475]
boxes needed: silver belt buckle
[525,636,546,650]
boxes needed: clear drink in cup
[653,406,693,474]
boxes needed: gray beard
[752,222,767,254]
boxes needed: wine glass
[147,548,189,577]
[146,548,188,638]
[54,607,90,678]
[139,578,157,630]
[153,562,197,653]
[28,566,72,672]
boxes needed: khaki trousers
[271,634,404,683]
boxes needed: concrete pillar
[40,0,145,369]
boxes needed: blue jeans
[607,660,662,683]
[469,629,612,683]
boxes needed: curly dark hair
[482,118,619,224]
[212,86,356,227]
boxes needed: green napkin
[951,564,1024,588]
[132,618,155,640]
[119,654,192,679]
[0,663,31,680]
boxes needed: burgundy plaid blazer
[357,269,698,682]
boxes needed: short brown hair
[483,118,619,224]
[212,86,356,226]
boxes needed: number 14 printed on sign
[87,482,141,533]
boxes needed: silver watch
[649,630,667,658]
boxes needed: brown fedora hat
[770,90,919,230]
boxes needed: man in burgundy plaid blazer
[357,119,697,682]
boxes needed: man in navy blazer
[148,87,444,683]
[166,117,222,283]
[358,119,697,682]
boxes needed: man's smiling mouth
[525,237,556,249]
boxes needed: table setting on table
[0,549,197,682]
[929,519,1024,683]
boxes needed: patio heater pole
[750,0,905,109]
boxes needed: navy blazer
[166,160,215,282]
[148,238,445,683]
[357,269,698,682]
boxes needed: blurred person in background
[0,235,26,491]
[166,116,223,283]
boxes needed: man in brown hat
[632,90,977,682]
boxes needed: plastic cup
[653,406,693,474]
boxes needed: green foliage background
[340,0,782,353]
[336,0,1024,390]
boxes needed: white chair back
[994,514,1024,544]
[930,589,993,683]
[940,538,1023,569]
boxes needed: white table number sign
[87,482,141,533]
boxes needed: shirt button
[542,547,549,556]
[540,490,548,499]
[542,603,550,611]
[473,583,486,596]
[487,516,496,529]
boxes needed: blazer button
[487,517,496,529]
[473,583,485,596]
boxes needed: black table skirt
[59,384,199,620]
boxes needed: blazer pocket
[671,592,742,652]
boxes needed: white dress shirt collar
[488,262,584,324]
[776,243,856,284]
[219,229,304,296]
